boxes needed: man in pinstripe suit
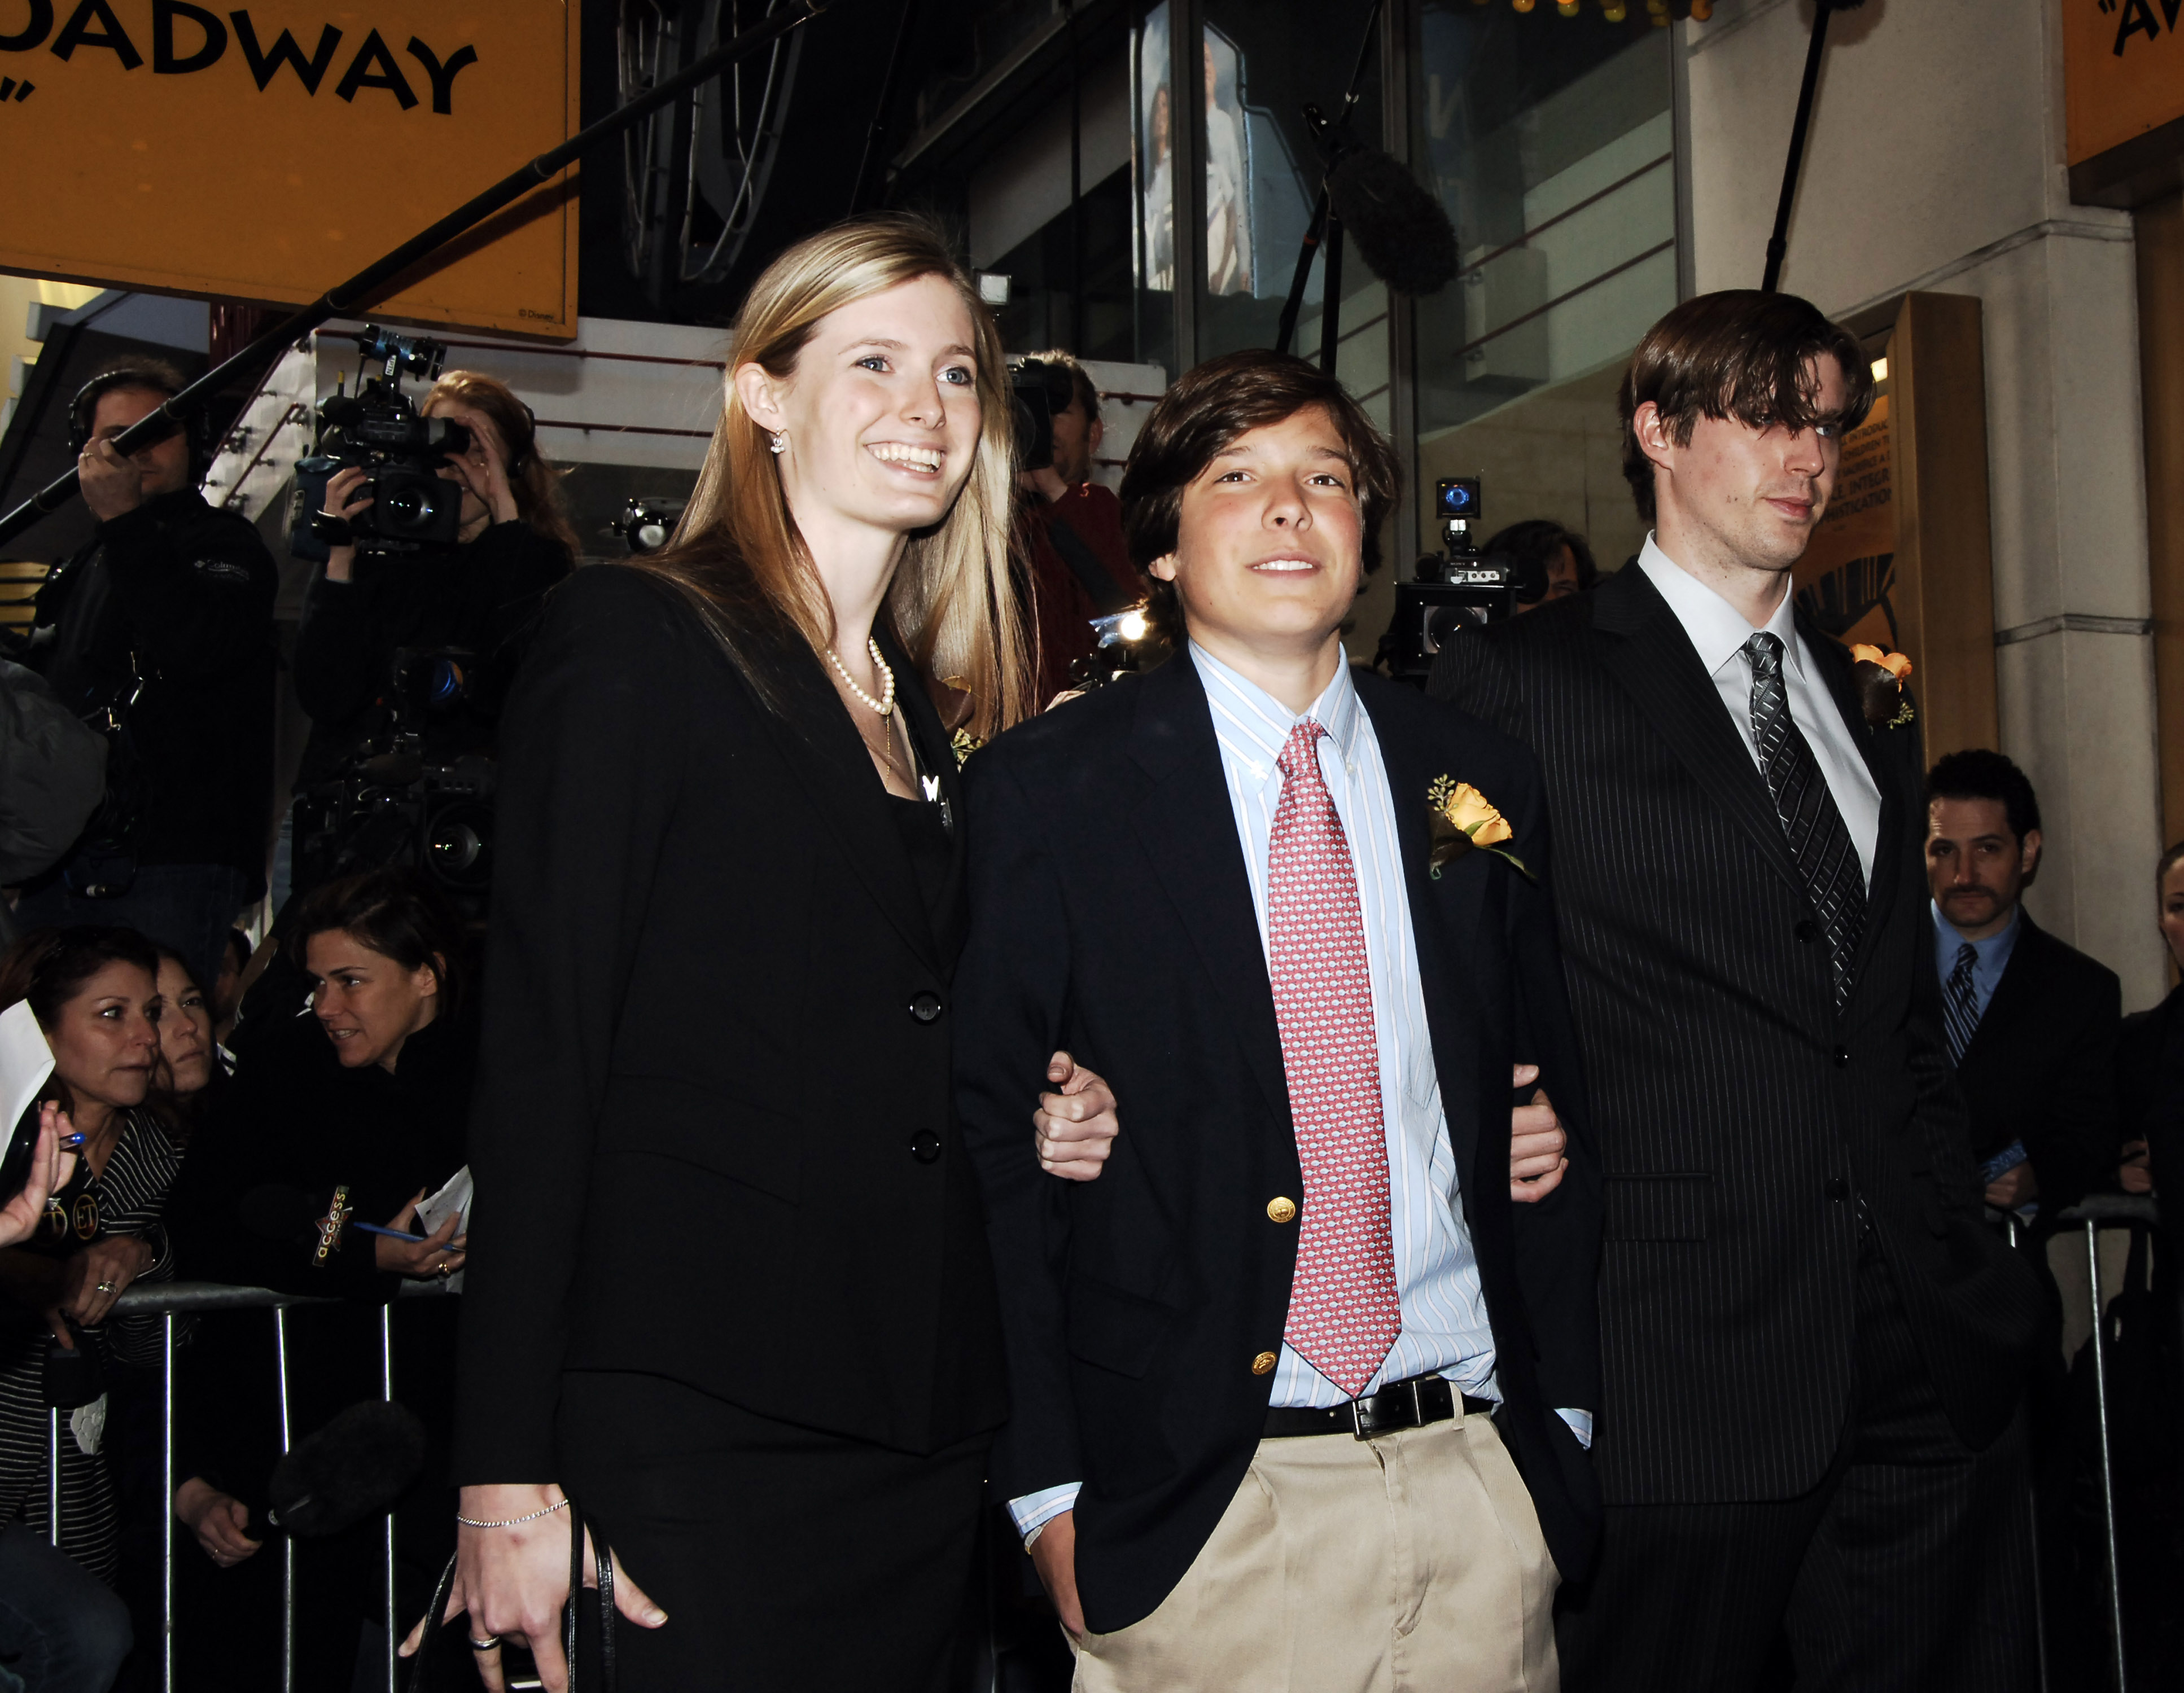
[1432,292,2045,1692]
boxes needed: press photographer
[288,351,576,900]
[1009,350,1143,703]
[11,361,279,993]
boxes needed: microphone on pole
[1761,0,1870,293]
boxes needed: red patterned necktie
[1267,719,1402,1397]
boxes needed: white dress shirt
[1636,535,1881,885]
[1007,644,1588,1544]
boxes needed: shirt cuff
[1555,1408,1594,1449]
[1008,1482,1081,1547]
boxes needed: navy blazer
[955,653,1602,1633]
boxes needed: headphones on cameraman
[68,363,217,480]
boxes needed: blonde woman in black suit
[409,214,1115,1692]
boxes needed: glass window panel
[1413,6,1675,435]
[1195,0,1378,369]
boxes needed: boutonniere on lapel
[1426,777,1534,881]
[1849,644,1916,730]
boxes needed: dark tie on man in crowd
[1432,291,2043,1692]
[958,352,1601,1692]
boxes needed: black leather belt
[1263,1374,1495,1441]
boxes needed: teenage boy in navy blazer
[956,350,1601,1692]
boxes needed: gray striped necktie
[1744,633,1867,1005]
[1944,941,1981,1064]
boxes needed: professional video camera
[292,326,471,560]
[1009,356,1075,474]
[291,644,503,914]
[1378,476,1515,685]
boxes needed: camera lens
[424,799,493,889]
[382,483,430,529]
[430,822,484,872]
[427,659,467,711]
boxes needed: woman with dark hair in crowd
[286,369,577,899]
[149,946,221,1116]
[0,927,175,1691]
[413,213,1114,1692]
[164,867,472,1687]
[1487,517,1597,613]
[2118,841,2184,1198]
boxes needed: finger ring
[96,1280,116,1292]
[468,1636,500,1651]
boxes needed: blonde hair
[422,370,580,562]
[632,214,1030,739]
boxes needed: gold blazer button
[1251,1351,1278,1376]
[1266,1196,1297,1223]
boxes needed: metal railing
[33,1199,2178,1693]
[40,1278,450,1693]
[2002,1195,2166,1693]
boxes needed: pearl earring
[769,431,787,455]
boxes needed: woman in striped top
[0,926,183,1581]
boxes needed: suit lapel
[1799,614,1904,996]
[1959,913,2041,1066]
[1590,564,1804,898]
[751,625,940,972]
[1126,658,1292,1122]
[1359,681,1493,1182]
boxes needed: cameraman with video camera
[12,361,278,995]
[292,367,576,814]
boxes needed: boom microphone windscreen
[265,1400,427,1538]
[1325,146,1458,297]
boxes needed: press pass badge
[0,999,58,1197]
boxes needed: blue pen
[351,1221,429,1243]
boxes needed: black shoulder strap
[1044,508,1132,617]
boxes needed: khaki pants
[1072,1409,1559,1693]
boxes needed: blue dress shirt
[1931,900,2020,1023]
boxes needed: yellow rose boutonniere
[1427,776,1534,881]
[1849,643,1916,730]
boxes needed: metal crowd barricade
[2006,1194,2165,1693]
[41,1278,453,1693]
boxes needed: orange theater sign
[0,1,580,337]
[2065,0,2184,204]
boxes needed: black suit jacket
[955,655,1603,1633]
[1948,910,2121,1220]
[2119,985,2184,1199]
[1430,565,2042,1506]
[451,564,1006,1483]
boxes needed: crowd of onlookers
[0,347,2180,1690]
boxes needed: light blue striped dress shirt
[1009,646,1587,1543]
[1192,644,1500,1412]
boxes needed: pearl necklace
[825,637,896,717]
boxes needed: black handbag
[409,1499,619,1692]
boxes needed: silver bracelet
[456,1497,570,1529]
